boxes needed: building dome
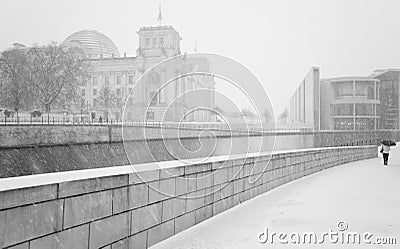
[63,29,120,59]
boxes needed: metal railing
[0,116,318,134]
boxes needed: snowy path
[151,146,400,249]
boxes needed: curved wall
[0,145,377,248]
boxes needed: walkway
[152,146,400,249]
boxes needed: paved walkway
[152,146,400,249]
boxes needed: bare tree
[241,107,256,118]
[26,42,91,116]
[263,108,273,123]
[97,86,116,120]
[0,48,29,118]
[115,89,129,120]
[278,108,288,123]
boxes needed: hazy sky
[1,0,399,115]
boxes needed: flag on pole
[157,4,162,25]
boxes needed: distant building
[287,67,320,130]
[371,69,400,129]
[320,77,380,130]
[287,69,381,131]
[62,26,215,122]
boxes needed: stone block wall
[0,145,377,248]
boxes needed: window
[355,103,374,116]
[333,118,354,130]
[368,84,375,99]
[128,75,134,84]
[146,38,150,47]
[376,104,381,116]
[355,118,375,130]
[331,104,353,116]
[160,37,165,47]
[128,87,133,94]
[81,89,85,97]
[153,37,157,47]
[334,81,353,100]
[116,88,121,96]
[149,72,160,84]
[104,76,110,86]
[92,76,97,85]
[355,81,374,99]
[117,76,121,85]
[93,89,97,96]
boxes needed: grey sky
[1,0,399,115]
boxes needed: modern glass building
[319,77,380,130]
[286,67,400,131]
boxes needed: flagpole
[157,4,162,26]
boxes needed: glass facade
[355,118,375,130]
[328,78,379,130]
[355,81,374,99]
[333,118,354,130]
[331,103,353,116]
[355,103,374,116]
[334,81,353,100]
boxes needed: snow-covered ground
[152,145,400,249]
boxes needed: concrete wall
[2,125,399,149]
[0,145,377,249]
[0,125,235,148]
[1,127,398,178]
[287,67,320,130]
[319,79,335,130]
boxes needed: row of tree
[0,42,91,117]
[95,86,129,120]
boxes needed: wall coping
[0,145,376,193]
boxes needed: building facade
[287,67,320,130]
[287,68,382,131]
[63,26,215,122]
[371,69,400,129]
[320,77,380,130]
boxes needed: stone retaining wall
[0,125,235,148]
[0,145,377,249]
[2,124,399,149]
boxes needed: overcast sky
[1,0,399,115]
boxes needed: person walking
[381,143,391,166]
